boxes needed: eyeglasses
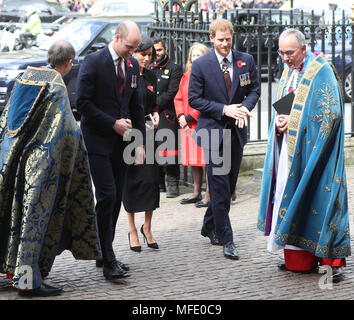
[277,48,300,57]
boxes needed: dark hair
[153,37,166,48]
[136,36,156,62]
[47,40,75,67]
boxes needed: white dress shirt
[215,49,233,80]
[108,43,125,77]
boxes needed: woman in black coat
[123,37,160,252]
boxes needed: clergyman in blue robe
[257,29,350,283]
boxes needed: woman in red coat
[174,43,210,207]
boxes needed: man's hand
[235,105,252,128]
[113,118,132,137]
[224,104,252,128]
[275,115,289,133]
[134,145,145,166]
[224,104,244,119]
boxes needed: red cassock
[174,72,205,167]
[284,249,346,271]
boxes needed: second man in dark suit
[188,18,260,260]
[76,21,146,281]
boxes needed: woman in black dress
[123,37,160,252]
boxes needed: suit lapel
[230,50,240,101]
[103,47,120,100]
[124,59,132,92]
[121,59,133,108]
[211,50,229,101]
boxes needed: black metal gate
[148,0,354,142]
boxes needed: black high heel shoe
[140,224,159,249]
[128,232,141,252]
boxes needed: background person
[19,5,42,48]
[174,42,211,208]
[123,36,160,252]
[149,38,183,198]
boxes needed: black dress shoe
[201,227,221,246]
[180,194,202,204]
[18,283,63,297]
[331,267,344,283]
[223,242,239,260]
[117,261,130,271]
[103,261,130,280]
[96,260,104,268]
[96,259,129,271]
[277,263,288,271]
[195,200,210,208]
[166,187,179,198]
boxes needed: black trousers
[202,131,243,245]
[159,164,180,185]
[88,140,126,264]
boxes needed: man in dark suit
[76,20,146,280]
[149,38,183,198]
[188,18,260,260]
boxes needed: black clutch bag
[272,91,295,115]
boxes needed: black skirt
[122,162,160,213]
[122,127,160,213]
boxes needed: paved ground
[1,165,354,302]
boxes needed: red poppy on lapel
[126,59,132,68]
[237,60,244,68]
[147,85,154,92]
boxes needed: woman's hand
[178,115,188,129]
[152,112,159,128]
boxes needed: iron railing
[148,5,354,142]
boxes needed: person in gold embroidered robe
[0,40,101,297]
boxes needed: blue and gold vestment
[0,67,101,289]
[257,53,351,259]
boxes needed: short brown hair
[115,20,140,40]
[115,22,129,39]
[209,18,234,37]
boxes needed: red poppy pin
[147,85,154,92]
[237,60,245,68]
[126,60,132,68]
